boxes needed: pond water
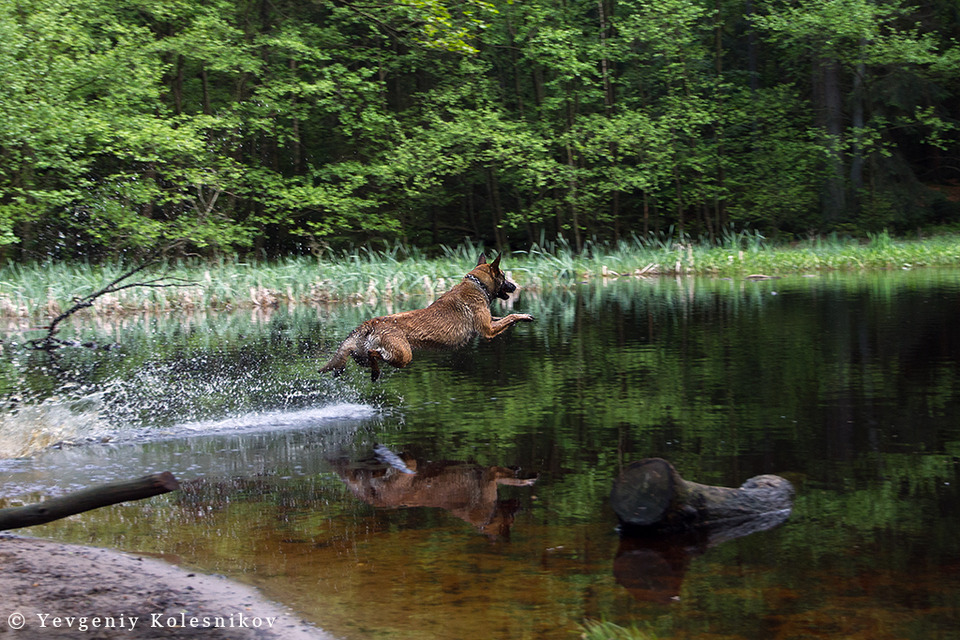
[1,269,959,640]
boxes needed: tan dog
[320,254,533,381]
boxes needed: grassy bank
[2,232,960,319]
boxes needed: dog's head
[472,253,517,300]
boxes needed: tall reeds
[1,232,959,318]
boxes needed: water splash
[0,350,377,460]
[0,394,112,459]
[94,355,353,431]
[0,401,380,501]
[160,404,378,437]
[0,308,384,461]
[0,389,376,460]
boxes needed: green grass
[2,231,960,318]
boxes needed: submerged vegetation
[1,232,960,319]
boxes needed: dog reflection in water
[331,447,537,539]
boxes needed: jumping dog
[320,254,533,381]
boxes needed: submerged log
[610,458,793,530]
[613,508,792,602]
[0,472,180,532]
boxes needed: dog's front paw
[518,314,535,322]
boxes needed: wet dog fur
[320,254,533,381]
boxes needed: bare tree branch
[26,246,198,351]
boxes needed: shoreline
[0,534,335,638]
[3,235,959,319]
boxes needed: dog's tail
[319,334,358,377]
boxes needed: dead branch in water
[0,472,180,531]
[26,247,196,351]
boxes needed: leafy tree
[0,0,958,260]
[751,0,960,230]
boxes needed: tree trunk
[610,458,793,529]
[598,0,621,240]
[532,66,545,109]
[200,64,211,115]
[505,14,525,117]
[172,54,185,116]
[487,168,505,251]
[815,56,846,225]
[674,170,685,236]
[746,0,759,93]
[467,187,480,236]
[565,143,583,252]
[612,190,621,242]
[713,0,726,233]
[642,191,650,235]
[290,59,303,175]
[850,40,866,215]
[598,0,613,112]
[0,472,180,532]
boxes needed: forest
[0,0,958,261]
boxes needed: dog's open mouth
[497,281,517,300]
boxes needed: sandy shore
[0,535,334,639]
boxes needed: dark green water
[2,270,959,639]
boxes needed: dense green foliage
[1,0,958,260]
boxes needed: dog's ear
[477,253,487,266]
[491,253,502,270]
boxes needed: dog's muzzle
[497,280,517,300]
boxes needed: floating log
[610,458,793,530]
[0,472,180,532]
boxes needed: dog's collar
[464,273,492,303]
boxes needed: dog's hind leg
[381,337,413,370]
[366,335,413,381]
[368,351,383,382]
